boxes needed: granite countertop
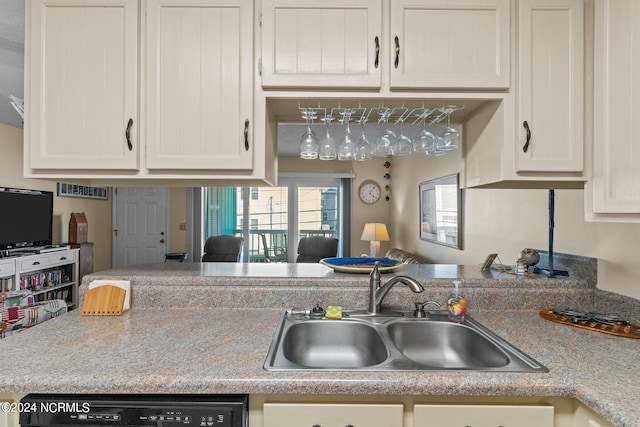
[0,263,637,427]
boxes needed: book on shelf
[1,277,13,292]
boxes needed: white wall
[390,153,640,300]
[0,123,112,272]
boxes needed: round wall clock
[358,180,381,204]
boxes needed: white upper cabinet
[516,0,584,173]
[389,0,511,89]
[26,0,139,170]
[260,0,510,90]
[588,0,640,218]
[464,0,585,188]
[145,0,253,170]
[260,0,382,89]
[25,0,271,183]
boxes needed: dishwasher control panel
[19,394,247,427]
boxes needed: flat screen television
[0,188,54,250]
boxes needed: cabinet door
[260,0,382,88]
[389,0,510,89]
[516,0,584,173]
[0,260,15,278]
[27,0,138,170]
[145,0,253,170]
[414,404,554,427]
[591,0,640,214]
[263,403,403,427]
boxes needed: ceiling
[0,0,24,129]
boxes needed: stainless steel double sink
[264,310,548,372]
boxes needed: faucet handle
[413,300,441,318]
[370,261,381,282]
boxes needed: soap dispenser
[447,280,467,323]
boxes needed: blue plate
[320,257,403,274]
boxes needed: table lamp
[361,223,390,258]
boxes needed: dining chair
[296,236,338,263]
[201,235,243,262]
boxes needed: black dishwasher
[19,394,247,427]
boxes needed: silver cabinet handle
[394,36,400,68]
[244,118,250,151]
[523,120,531,152]
[374,36,380,69]
[125,118,134,151]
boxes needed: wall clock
[358,180,381,204]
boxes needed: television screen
[0,188,54,250]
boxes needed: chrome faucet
[369,261,424,315]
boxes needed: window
[199,175,351,262]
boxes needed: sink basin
[264,311,548,372]
[387,320,510,368]
[282,321,387,368]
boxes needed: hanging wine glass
[318,114,336,160]
[299,109,318,159]
[413,109,436,154]
[436,105,461,152]
[354,119,372,161]
[337,109,356,161]
[371,108,395,157]
[390,116,413,156]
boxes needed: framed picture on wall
[57,183,108,200]
[419,173,462,249]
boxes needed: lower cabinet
[414,404,553,427]
[263,403,403,427]
[252,396,619,427]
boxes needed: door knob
[160,239,165,243]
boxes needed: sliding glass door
[201,175,348,262]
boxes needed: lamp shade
[361,223,390,242]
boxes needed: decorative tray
[539,309,640,339]
[320,257,404,274]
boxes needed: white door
[591,0,640,214]
[414,404,554,427]
[27,0,139,170]
[113,188,168,267]
[516,0,584,173]
[145,0,253,170]
[389,0,510,89]
[260,0,382,88]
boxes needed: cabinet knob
[394,36,400,68]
